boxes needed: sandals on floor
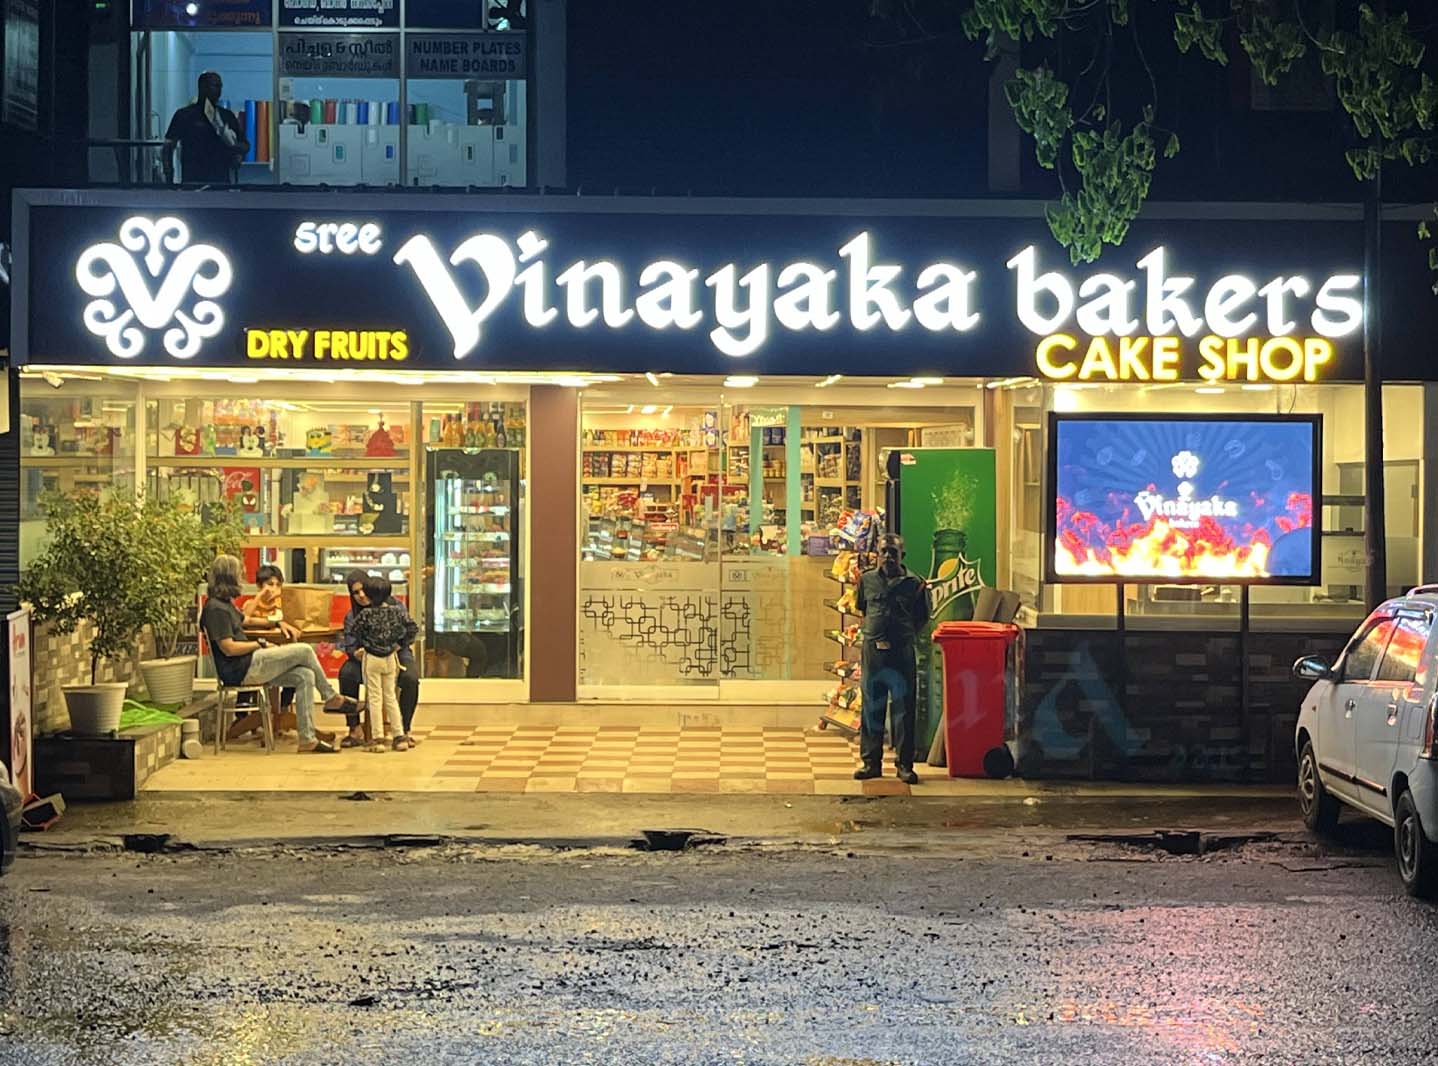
[392,736,413,752]
[299,740,339,754]
[340,735,364,749]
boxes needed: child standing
[351,576,420,752]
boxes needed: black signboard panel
[16,190,1435,382]
[279,0,398,29]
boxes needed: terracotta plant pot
[62,683,128,735]
[138,656,197,706]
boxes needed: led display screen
[1046,413,1322,585]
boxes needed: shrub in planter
[15,491,243,731]
[138,495,244,706]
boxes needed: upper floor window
[128,1,529,187]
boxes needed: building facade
[10,187,1438,782]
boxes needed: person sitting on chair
[202,554,351,754]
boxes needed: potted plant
[135,494,244,706]
[15,490,243,732]
[16,491,158,734]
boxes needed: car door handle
[1345,699,1357,716]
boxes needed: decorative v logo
[76,216,233,359]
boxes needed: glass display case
[426,447,522,679]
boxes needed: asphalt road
[0,822,1434,1065]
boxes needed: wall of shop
[1016,627,1349,783]
[31,621,155,735]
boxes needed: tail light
[1425,693,1438,758]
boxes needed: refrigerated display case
[426,448,522,679]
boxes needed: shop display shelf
[245,535,411,549]
[436,620,511,634]
[149,455,410,469]
[22,455,135,467]
[823,598,859,617]
[581,477,681,485]
[826,630,858,647]
[581,445,688,453]
[823,571,852,585]
[452,505,510,515]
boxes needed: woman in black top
[201,555,351,754]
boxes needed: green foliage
[954,0,1438,266]
[15,491,244,681]
[144,496,245,659]
[1047,121,1159,263]
[1319,6,1438,180]
[1003,67,1073,169]
[1238,9,1308,86]
[1174,2,1227,65]
[960,0,1066,56]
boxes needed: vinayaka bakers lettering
[64,213,1365,377]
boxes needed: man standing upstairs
[853,534,930,785]
[162,70,248,185]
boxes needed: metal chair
[212,683,280,754]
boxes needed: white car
[1294,588,1438,897]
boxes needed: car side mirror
[1293,655,1334,681]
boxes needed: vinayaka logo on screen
[1054,444,1314,581]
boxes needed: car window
[1375,613,1432,684]
[1341,617,1396,682]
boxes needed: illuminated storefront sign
[19,191,1426,379]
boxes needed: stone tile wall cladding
[1015,628,1349,783]
[32,621,156,734]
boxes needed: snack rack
[817,509,884,735]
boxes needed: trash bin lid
[933,621,1021,644]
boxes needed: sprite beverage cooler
[890,448,997,753]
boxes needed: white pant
[362,651,404,739]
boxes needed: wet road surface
[1,823,1435,1065]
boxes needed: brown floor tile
[765,779,816,794]
[862,779,911,797]
[475,777,530,792]
[622,776,672,793]
[670,777,722,793]
[525,777,578,792]
[432,769,485,778]
[719,778,770,794]
[575,777,624,793]
[719,771,765,780]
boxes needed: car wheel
[1394,791,1438,899]
[1298,740,1339,834]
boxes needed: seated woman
[201,554,352,754]
[337,569,420,749]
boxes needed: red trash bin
[933,621,1022,778]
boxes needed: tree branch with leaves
[953,1,1438,264]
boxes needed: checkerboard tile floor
[142,722,924,795]
[430,725,876,794]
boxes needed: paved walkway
[143,717,1294,799]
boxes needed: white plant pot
[62,683,128,735]
[139,656,197,706]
